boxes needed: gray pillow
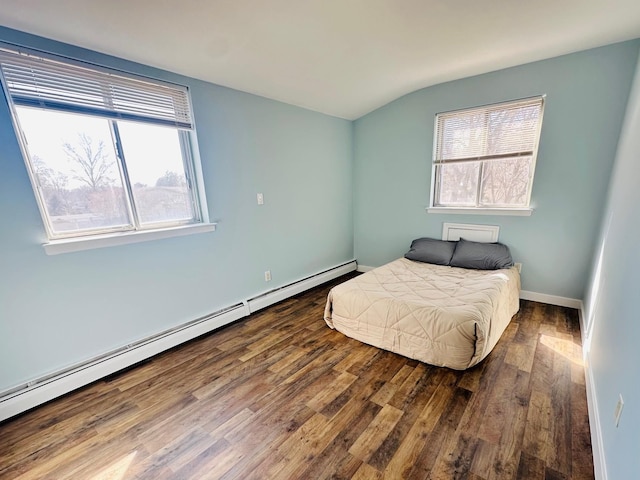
[405,238,456,265]
[449,238,514,270]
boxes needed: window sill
[43,223,217,255]
[426,207,533,217]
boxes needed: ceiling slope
[1,0,639,119]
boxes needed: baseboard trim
[0,259,356,422]
[519,290,582,309]
[584,350,607,480]
[579,302,607,480]
[356,264,375,272]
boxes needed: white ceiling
[1,1,639,120]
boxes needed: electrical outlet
[257,193,264,205]
[264,270,271,282]
[614,394,624,427]
[515,263,522,273]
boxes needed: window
[430,96,544,213]
[0,45,211,250]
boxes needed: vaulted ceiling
[1,1,639,119]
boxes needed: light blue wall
[3,30,640,473]
[0,27,353,391]
[353,41,640,299]
[583,50,640,479]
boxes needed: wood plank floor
[0,273,593,479]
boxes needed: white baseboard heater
[246,261,356,313]
[0,259,356,422]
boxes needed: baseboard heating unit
[0,259,356,422]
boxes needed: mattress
[324,257,520,370]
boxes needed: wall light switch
[257,193,264,205]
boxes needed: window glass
[480,156,533,207]
[117,121,195,225]
[436,163,480,206]
[16,106,131,234]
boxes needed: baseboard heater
[0,259,356,422]
[246,260,356,313]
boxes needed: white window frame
[0,44,214,254]
[427,96,545,216]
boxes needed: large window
[431,97,544,212]
[0,45,209,247]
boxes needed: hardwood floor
[0,273,593,479]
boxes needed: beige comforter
[324,258,520,370]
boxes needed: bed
[324,236,521,370]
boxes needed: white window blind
[0,46,193,129]
[434,97,543,165]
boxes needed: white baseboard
[584,350,607,480]
[356,264,374,272]
[578,302,607,480]
[519,290,582,309]
[0,259,356,422]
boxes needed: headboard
[442,223,499,243]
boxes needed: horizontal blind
[435,97,543,163]
[0,46,193,129]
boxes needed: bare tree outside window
[63,133,115,190]
[15,108,131,233]
[32,155,70,216]
[437,163,479,206]
[155,170,187,187]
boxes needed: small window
[0,45,208,242]
[431,96,544,211]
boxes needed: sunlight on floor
[540,335,584,365]
[89,451,137,480]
